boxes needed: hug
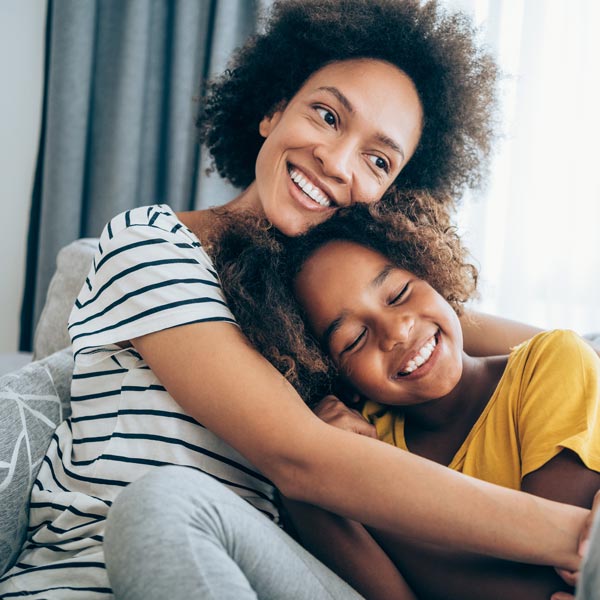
[1,1,599,599]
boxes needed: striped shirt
[0,205,279,599]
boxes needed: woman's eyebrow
[317,86,355,113]
[316,86,404,159]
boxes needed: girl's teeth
[399,336,437,375]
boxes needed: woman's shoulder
[100,204,201,248]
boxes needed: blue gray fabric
[104,466,364,600]
[21,0,268,351]
[0,348,73,575]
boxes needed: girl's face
[253,59,423,236]
[294,241,464,406]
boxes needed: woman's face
[294,241,464,406]
[254,59,423,236]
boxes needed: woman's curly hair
[198,0,498,199]
[212,191,478,405]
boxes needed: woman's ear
[258,101,287,138]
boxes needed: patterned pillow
[0,348,73,575]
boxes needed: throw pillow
[0,348,73,575]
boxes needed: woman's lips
[286,164,335,212]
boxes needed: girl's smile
[294,240,465,406]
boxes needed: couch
[0,238,96,575]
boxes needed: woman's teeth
[289,167,331,207]
[399,335,437,376]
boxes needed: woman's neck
[177,182,263,249]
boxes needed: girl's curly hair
[212,191,478,405]
[198,0,498,199]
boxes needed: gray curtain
[20,0,267,351]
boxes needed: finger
[579,489,600,556]
[555,567,578,586]
[352,421,378,438]
[349,393,362,405]
[550,593,574,600]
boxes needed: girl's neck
[403,353,507,431]
[402,353,508,466]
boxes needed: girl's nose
[378,313,414,353]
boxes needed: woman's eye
[368,154,390,173]
[316,107,337,128]
[341,329,366,354]
[389,282,409,304]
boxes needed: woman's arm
[461,310,600,358]
[461,310,543,356]
[282,498,416,600]
[131,321,587,570]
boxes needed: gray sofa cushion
[33,238,97,360]
[0,348,73,575]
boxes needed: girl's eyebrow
[321,263,396,349]
[370,263,395,289]
[322,311,349,351]
[315,86,405,159]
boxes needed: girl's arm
[282,498,416,600]
[131,321,587,570]
[461,310,543,356]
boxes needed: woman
[0,1,593,599]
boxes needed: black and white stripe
[0,205,279,599]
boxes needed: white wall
[0,0,47,353]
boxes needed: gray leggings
[104,466,363,600]
[104,466,600,600]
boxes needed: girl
[215,198,600,598]
[0,1,593,599]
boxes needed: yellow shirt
[362,330,600,489]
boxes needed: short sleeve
[517,330,600,478]
[68,205,236,363]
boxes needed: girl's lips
[393,331,442,381]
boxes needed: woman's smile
[287,164,336,209]
[250,58,423,236]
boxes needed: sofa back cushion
[33,238,97,360]
[0,348,73,575]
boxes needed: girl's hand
[551,488,600,599]
[313,395,378,439]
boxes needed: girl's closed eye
[341,327,367,355]
[388,281,410,304]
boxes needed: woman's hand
[313,395,377,438]
[551,488,600,599]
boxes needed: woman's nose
[378,313,414,353]
[313,138,353,191]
